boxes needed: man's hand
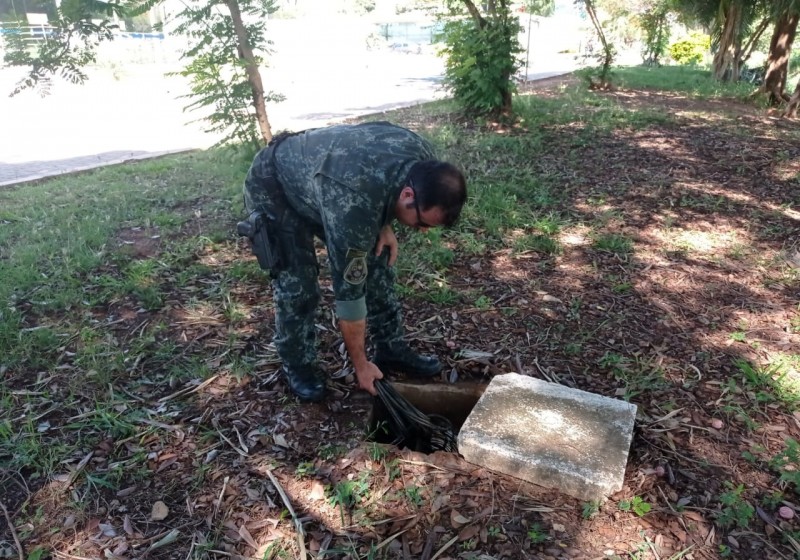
[339,318,383,395]
[354,361,384,395]
[375,225,398,266]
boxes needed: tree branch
[0,499,24,560]
[461,0,486,28]
[740,16,770,65]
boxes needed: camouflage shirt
[273,122,436,321]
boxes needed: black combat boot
[374,342,442,378]
[282,364,327,402]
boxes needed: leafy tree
[524,0,555,17]
[760,0,800,104]
[3,0,280,146]
[580,0,615,88]
[2,0,123,96]
[638,0,673,65]
[160,0,282,147]
[671,0,767,82]
[669,32,710,64]
[438,0,522,116]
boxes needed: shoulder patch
[344,249,368,285]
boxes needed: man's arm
[375,224,398,266]
[339,318,383,395]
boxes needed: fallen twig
[644,534,661,560]
[265,469,307,560]
[213,476,230,520]
[430,534,458,560]
[158,374,219,403]
[142,528,181,557]
[0,499,24,560]
[374,528,411,551]
[62,451,94,492]
[211,418,248,457]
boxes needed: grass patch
[0,151,244,481]
[3,63,800,558]
[612,64,758,99]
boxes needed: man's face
[396,185,445,232]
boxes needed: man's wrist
[352,357,370,371]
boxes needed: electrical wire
[374,379,457,453]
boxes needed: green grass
[0,153,244,365]
[0,151,245,486]
[592,233,634,256]
[3,63,800,557]
[612,64,759,99]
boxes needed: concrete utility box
[457,373,637,501]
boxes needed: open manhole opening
[368,382,486,453]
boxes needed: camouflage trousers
[243,146,405,369]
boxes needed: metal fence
[0,23,181,66]
[0,22,56,42]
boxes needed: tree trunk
[461,0,486,28]
[225,0,272,145]
[713,2,742,81]
[783,78,800,117]
[740,17,770,66]
[764,11,800,105]
[584,0,613,87]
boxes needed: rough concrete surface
[457,373,637,501]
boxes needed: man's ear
[400,185,414,200]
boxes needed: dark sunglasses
[409,181,435,229]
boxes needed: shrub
[438,10,522,116]
[669,33,710,65]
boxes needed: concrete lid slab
[457,373,637,501]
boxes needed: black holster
[237,211,282,272]
[239,130,310,274]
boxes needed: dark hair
[406,160,467,227]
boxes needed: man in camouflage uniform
[241,122,467,402]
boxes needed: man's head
[395,160,467,231]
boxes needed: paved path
[0,51,577,187]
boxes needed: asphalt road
[0,48,577,186]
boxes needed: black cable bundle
[374,379,457,453]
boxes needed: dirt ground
[4,75,800,560]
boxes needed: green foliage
[404,228,455,270]
[770,438,800,491]
[638,3,672,65]
[619,496,651,516]
[318,443,348,460]
[597,351,666,401]
[613,65,755,99]
[426,283,459,305]
[329,475,370,509]
[669,33,710,66]
[523,1,555,17]
[3,9,117,95]
[527,523,548,544]
[403,485,423,507]
[582,500,600,519]
[512,233,560,255]
[368,441,389,462]
[168,0,283,149]
[592,233,633,256]
[295,461,316,477]
[717,482,755,529]
[26,548,46,560]
[735,358,800,410]
[438,3,522,116]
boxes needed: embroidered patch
[343,249,368,285]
